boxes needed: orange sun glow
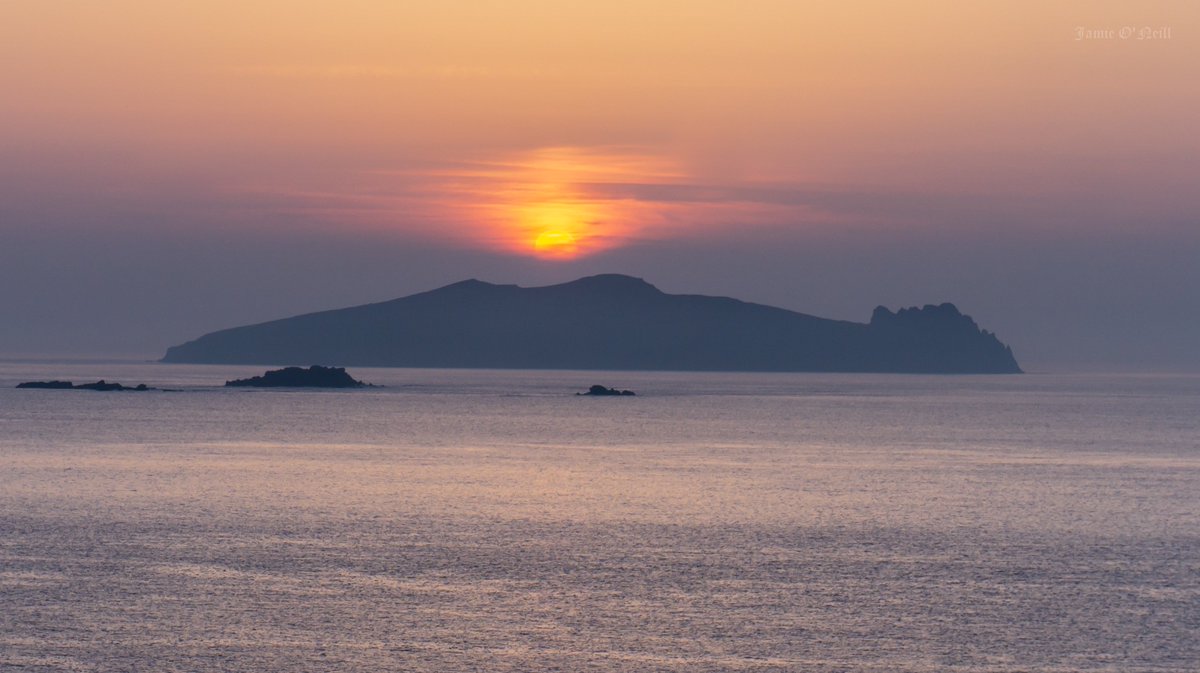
[431,147,685,260]
[532,229,579,257]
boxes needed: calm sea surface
[1,363,1197,672]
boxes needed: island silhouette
[225,365,372,388]
[162,274,1021,373]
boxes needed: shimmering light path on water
[2,365,1198,671]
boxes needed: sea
[1,361,1197,672]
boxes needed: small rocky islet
[225,365,373,388]
[16,380,155,391]
[13,365,373,391]
[577,384,636,396]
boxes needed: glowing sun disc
[533,230,578,255]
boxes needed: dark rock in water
[17,380,154,391]
[225,365,371,388]
[16,380,75,389]
[77,380,132,391]
[578,384,636,396]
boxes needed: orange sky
[4,1,1196,259]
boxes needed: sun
[533,229,578,258]
[443,147,685,259]
[522,201,587,258]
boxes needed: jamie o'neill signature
[1075,26,1173,41]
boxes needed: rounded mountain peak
[559,274,660,292]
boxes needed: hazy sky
[2,1,1198,370]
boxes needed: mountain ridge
[162,274,1021,373]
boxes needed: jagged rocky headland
[164,275,1021,374]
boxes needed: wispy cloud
[229,63,548,81]
[224,146,905,256]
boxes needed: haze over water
[2,363,1197,672]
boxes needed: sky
[2,1,1198,370]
